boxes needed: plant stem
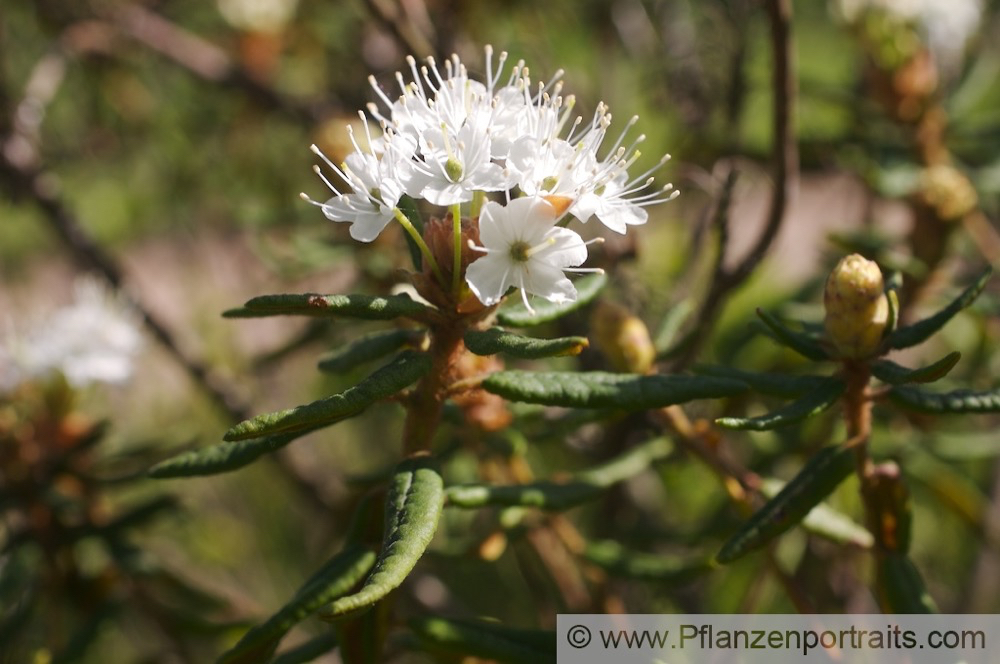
[451,203,462,296]
[394,207,444,285]
[402,320,465,455]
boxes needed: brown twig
[361,0,439,60]
[671,0,798,369]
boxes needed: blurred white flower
[217,0,299,32]
[465,197,594,311]
[2,278,143,391]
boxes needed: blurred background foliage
[2,0,1000,662]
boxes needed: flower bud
[591,300,656,374]
[917,164,978,222]
[823,254,889,359]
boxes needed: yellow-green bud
[823,254,889,359]
[591,300,656,374]
[918,164,978,222]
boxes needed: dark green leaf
[321,456,444,620]
[225,352,431,441]
[755,308,830,361]
[482,371,747,409]
[716,378,845,431]
[759,479,872,548]
[398,195,424,271]
[318,329,424,374]
[217,547,375,664]
[888,385,1000,414]
[716,444,856,564]
[887,268,991,350]
[870,352,961,385]
[409,616,554,664]
[270,633,339,664]
[464,327,588,359]
[445,437,672,510]
[223,293,433,321]
[877,554,938,613]
[583,540,714,584]
[695,365,830,398]
[150,430,314,479]
[496,273,607,326]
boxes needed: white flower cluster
[1,279,143,392]
[303,46,677,311]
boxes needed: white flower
[2,278,144,390]
[465,196,596,310]
[406,121,514,206]
[302,117,410,242]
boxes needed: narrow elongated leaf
[446,437,672,510]
[759,479,872,548]
[482,371,747,409]
[318,329,424,374]
[695,365,830,398]
[870,352,961,385]
[756,309,830,361]
[464,327,588,359]
[877,554,938,613]
[217,546,375,664]
[225,352,431,441]
[888,385,1000,414]
[223,293,432,320]
[716,378,846,431]
[321,457,444,619]
[270,633,339,664]
[583,540,714,584]
[150,429,314,479]
[409,616,555,664]
[496,273,607,326]
[887,268,991,350]
[716,444,856,564]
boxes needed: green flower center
[508,240,531,263]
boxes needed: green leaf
[223,293,433,321]
[464,327,588,359]
[318,329,424,374]
[445,437,672,510]
[715,444,856,564]
[887,268,991,350]
[217,547,375,664]
[150,429,315,479]
[496,273,607,326]
[759,479,872,548]
[583,540,714,584]
[755,308,830,361]
[269,634,339,664]
[884,288,900,337]
[716,378,846,431]
[321,456,444,620]
[398,195,424,271]
[695,365,831,398]
[877,554,938,613]
[225,352,431,442]
[870,352,961,385]
[482,371,747,409]
[888,385,1000,414]
[654,298,696,356]
[409,616,555,664]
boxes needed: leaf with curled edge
[318,329,425,374]
[320,456,444,620]
[482,371,747,409]
[583,540,714,585]
[445,437,672,510]
[888,385,1000,414]
[224,352,431,442]
[464,327,588,359]
[715,378,845,431]
[695,365,830,398]
[870,352,961,385]
[877,554,938,613]
[755,308,831,361]
[496,273,607,327]
[223,292,433,321]
[409,616,555,664]
[150,428,318,479]
[887,268,991,350]
[715,444,856,564]
[217,547,375,664]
